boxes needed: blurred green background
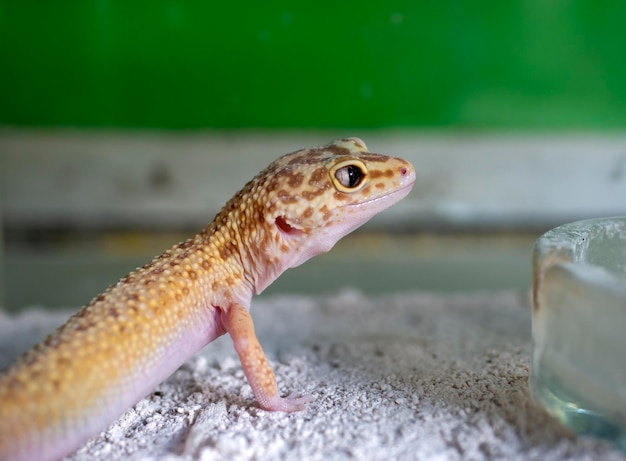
[3,1,626,309]
[2,1,626,129]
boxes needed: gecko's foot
[260,393,314,412]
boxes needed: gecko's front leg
[224,303,313,412]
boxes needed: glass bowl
[532,217,626,450]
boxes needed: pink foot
[259,393,314,412]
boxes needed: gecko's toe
[261,393,313,413]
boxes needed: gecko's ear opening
[275,216,302,237]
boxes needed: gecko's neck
[197,200,286,298]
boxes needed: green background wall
[1,1,625,129]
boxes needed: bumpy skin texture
[0,138,415,461]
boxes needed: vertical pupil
[347,165,361,187]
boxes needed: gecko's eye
[330,160,368,192]
[335,165,363,189]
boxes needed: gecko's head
[247,137,415,283]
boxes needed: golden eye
[330,160,367,192]
[335,165,364,188]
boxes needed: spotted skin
[0,138,415,461]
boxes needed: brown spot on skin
[21,353,38,367]
[225,276,234,286]
[358,154,390,163]
[151,267,164,275]
[375,182,385,189]
[43,335,62,349]
[319,205,331,221]
[27,368,42,381]
[175,293,183,302]
[218,241,239,260]
[309,167,327,186]
[188,270,198,280]
[74,318,97,332]
[369,169,394,179]
[361,185,371,196]
[302,189,324,201]
[182,287,190,295]
[303,207,314,218]
[202,260,211,270]
[219,244,232,260]
[326,145,351,156]
[287,172,304,188]
[280,244,289,253]
[266,178,279,192]
[287,150,327,165]
[304,156,328,165]
[178,240,194,250]
[50,378,62,391]
[277,190,298,203]
[333,192,349,201]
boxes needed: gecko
[0,137,415,461]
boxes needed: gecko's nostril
[400,167,408,176]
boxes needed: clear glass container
[532,217,626,450]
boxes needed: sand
[1,290,624,461]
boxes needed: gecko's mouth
[342,181,415,210]
[275,215,303,236]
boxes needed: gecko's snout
[396,159,416,189]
